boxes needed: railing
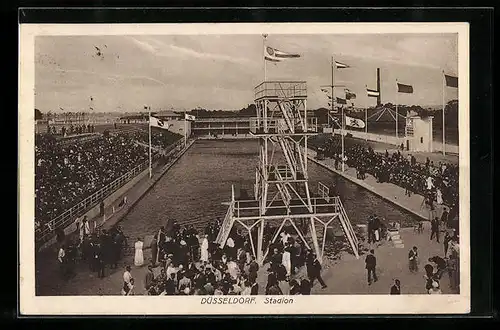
[230,197,342,219]
[249,117,318,134]
[35,138,186,244]
[57,133,101,146]
[318,182,330,202]
[255,81,307,100]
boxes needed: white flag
[149,116,170,130]
[345,115,366,129]
[185,113,196,121]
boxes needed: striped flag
[366,88,380,97]
[264,46,300,62]
[445,74,458,88]
[397,83,413,94]
[334,60,349,69]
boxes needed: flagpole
[184,110,187,148]
[341,104,345,172]
[263,34,267,82]
[148,106,152,179]
[442,70,446,156]
[395,79,399,139]
[365,85,368,140]
[329,56,334,128]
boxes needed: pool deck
[306,148,447,222]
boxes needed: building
[191,117,252,139]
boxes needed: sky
[34,33,458,113]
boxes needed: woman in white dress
[436,188,443,205]
[200,235,209,263]
[134,237,144,267]
[282,247,292,277]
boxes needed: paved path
[307,149,447,222]
[310,224,454,294]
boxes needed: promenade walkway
[307,149,447,222]
[252,222,455,295]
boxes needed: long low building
[191,117,252,138]
[119,112,253,139]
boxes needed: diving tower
[215,81,359,265]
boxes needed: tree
[35,108,43,120]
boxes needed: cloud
[128,36,157,54]
[129,36,255,65]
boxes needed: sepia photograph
[19,23,470,314]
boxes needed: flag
[264,46,300,62]
[445,74,458,88]
[185,113,196,121]
[320,87,330,93]
[334,60,349,69]
[366,88,380,97]
[149,116,170,130]
[329,114,341,127]
[397,83,413,94]
[345,115,366,129]
[336,97,347,105]
[345,88,356,100]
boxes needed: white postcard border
[19,22,470,315]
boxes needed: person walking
[443,232,452,257]
[390,279,401,294]
[151,234,158,267]
[95,244,105,278]
[365,249,378,285]
[200,234,209,263]
[57,244,66,280]
[306,253,327,289]
[134,237,144,267]
[144,265,155,295]
[122,265,133,295]
[408,246,419,273]
[430,217,440,243]
[441,207,449,229]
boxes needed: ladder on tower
[334,197,360,259]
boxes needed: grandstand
[35,124,183,245]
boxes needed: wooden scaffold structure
[215,80,360,265]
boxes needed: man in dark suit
[440,208,449,228]
[390,279,401,294]
[306,252,327,289]
[365,249,378,285]
[430,217,440,243]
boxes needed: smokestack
[376,68,381,106]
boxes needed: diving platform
[216,80,360,265]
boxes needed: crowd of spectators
[48,124,96,136]
[135,221,326,296]
[311,136,459,209]
[35,133,156,231]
